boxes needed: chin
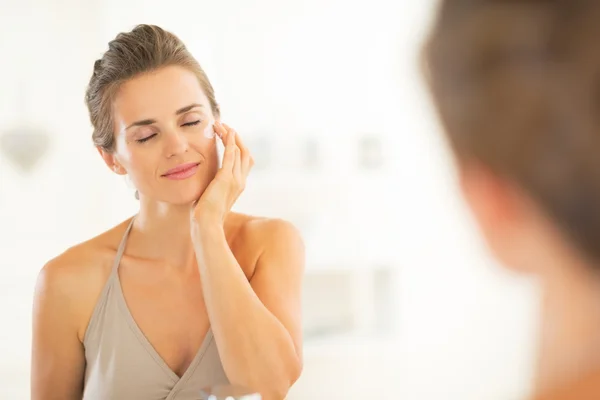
[167,184,207,205]
[152,172,212,205]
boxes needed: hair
[85,24,220,152]
[423,1,600,262]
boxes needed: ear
[97,146,127,175]
[458,163,530,272]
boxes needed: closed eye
[137,133,157,143]
[135,120,201,143]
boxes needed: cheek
[118,145,158,180]
[189,135,218,161]
[191,140,219,179]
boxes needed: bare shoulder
[40,219,131,288]
[227,212,304,272]
[228,212,302,247]
[35,218,133,340]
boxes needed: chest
[112,227,259,377]
[118,266,210,377]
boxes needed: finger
[215,121,229,146]
[221,123,236,174]
[224,123,252,178]
[214,121,229,143]
[230,131,242,183]
[222,124,243,176]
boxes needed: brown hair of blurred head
[423,1,600,265]
[85,24,220,153]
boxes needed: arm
[31,259,86,400]
[193,219,304,400]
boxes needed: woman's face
[106,65,219,205]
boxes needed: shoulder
[38,242,107,300]
[35,218,132,340]
[252,218,305,255]
[39,219,130,288]
[228,212,304,255]
[227,213,305,278]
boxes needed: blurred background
[0,0,541,398]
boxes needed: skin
[457,162,600,397]
[31,65,303,400]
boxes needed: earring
[123,175,138,200]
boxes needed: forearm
[193,223,300,398]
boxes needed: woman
[31,24,303,400]
[424,1,600,399]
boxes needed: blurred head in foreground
[424,0,600,396]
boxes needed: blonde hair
[85,24,220,152]
[423,1,600,262]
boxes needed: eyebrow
[125,103,203,131]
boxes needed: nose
[164,129,188,158]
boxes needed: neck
[130,198,196,269]
[535,251,600,394]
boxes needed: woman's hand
[191,121,253,231]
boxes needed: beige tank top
[82,218,229,400]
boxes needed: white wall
[0,1,540,399]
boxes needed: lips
[161,162,200,179]
[162,162,199,176]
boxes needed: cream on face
[203,119,216,139]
